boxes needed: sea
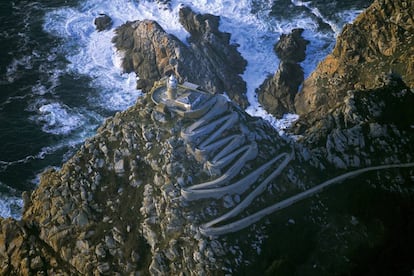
[0,0,372,219]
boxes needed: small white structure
[167,74,178,99]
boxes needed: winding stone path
[199,162,414,236]
[199,152,293,236]
[151,79,414,237]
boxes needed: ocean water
[0,0,371,219]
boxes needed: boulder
[94,14,113,32]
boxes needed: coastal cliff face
[295,0,414,116]
[0,0,414,275]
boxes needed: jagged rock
[292,76,414,168]
[94,14,113,32]
[257,29,309,117]
[74,211,89,227]
[114,159,125,174]
[274,28,309,63]
[258,61,304,116]
[295,0,414,116]
[112,6,248,107]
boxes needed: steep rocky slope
[0,0,413,275]
[295,0,414,117]
[0,82,309,274]
[0,75,413,275]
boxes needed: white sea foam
[6,55,34,83]
[0,182,23,219]
[301,30,335,79]
[1,0,365,220]
[42,0,197,112]
[36,103,83,135]
[335,9,365,29]
[0,133,90,173]
[28,98,101,136]
[291,0,341,35]
[41,0,363,133]
[0,196,23,219]
[40,0,365,133]
[39,0,366,140]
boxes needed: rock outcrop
[0,81,300,274]
[0,74,413,275]
[295,0,414,116]
[112,6,248,108]
[94,14,113,32]
[258,28,309,117]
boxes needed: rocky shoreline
[0,0,413,275]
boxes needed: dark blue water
[0,0,371,218]
[0,0,102,217]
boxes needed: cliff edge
[295,0,414,117]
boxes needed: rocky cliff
[0,82,311,274]
[0,1,414,275]
[295,0,414,117]
[112,6,248,108]
[1,75,413,275]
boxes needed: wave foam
[39,0,365,136]
[37,102,83,135]
[0,196,23,219]
[42,0,199,112]
[0,182,24,219]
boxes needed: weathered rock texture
[0,1,413,275]
[0,84,300,274]
[112,6,248,108]
[250,76,414,275]
[0,75,413,275]
[258,28,309,117]
[295,0,414,116]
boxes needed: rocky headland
[0,1,414,275]
[112,6,248,108]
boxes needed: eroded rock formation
[112,6,248,108]
[94,14,113,32]
[258,28,309,117]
